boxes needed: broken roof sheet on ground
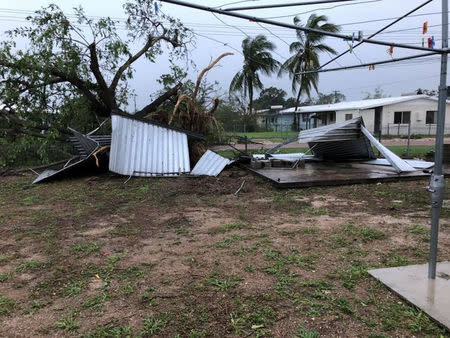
[191,150,233,176]
[297,117,415,173]
[298,117,376,160]
[109,112,204,177]
[33,128,110,184]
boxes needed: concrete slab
[369,262,450,329]
[245,161,441,188]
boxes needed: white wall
[336,98,450,135]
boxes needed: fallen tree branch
[234,179,246,196]
[135,82,182,118]
[168,94,190,125]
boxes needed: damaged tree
[168,52,233,162]
[0,0,192,140]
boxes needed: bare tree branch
[192,52,233,101]
[110,34,181,92]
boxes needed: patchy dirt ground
[0,171,449,337]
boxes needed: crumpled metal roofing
[191,150,233,176]
[361,126,415,172]
[109,114,191,177]
[298,117,376,160]
[33,127,109,184]
[298,117,364,143]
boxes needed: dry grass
[0,171,449,337]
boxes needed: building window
[426,110,437,124]
[345,114,353,121]
[394,111,411,124]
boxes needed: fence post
[407,122,411,157]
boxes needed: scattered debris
[32,128,110,184]
[191,150,234,176]
[246,117,442,188]
[234,179,246,195]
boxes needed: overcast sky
[0,0,447,110]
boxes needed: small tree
[253,86,287,110]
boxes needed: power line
[0,7,446,35]
[211,12,288,61]
[339,11,449,27]
[320,0,434,69]
[159,0,446,53]
[261,0,382,20]
[224,0,364,11]
[215,0,259,9]
[298,52,437,74]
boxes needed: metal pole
[428,0,448,279]
[160,0,447,53]
[407,122,411,157]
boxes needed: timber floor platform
[245,161,450,188]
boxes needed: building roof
[279,95,438,114]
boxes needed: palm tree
[280,15,340,129]
[229,35,280,116]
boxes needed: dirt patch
[0,175,448,337]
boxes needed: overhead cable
[159,0,446,53]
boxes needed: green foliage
[206,276,241,291]
[86,324,134,337]
[294,326,321,338]
[218,221,249,232]
[140,314,169,336]
[253,86,287,109]
[338,261,368,290]
[54,312,80,331]
[0,296,16,315]
[0,0,191,149]
[280,14,340,110]
[72,241,102,257]
[230,35,280,115]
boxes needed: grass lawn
[0,173,449,337]
[226,131,298,141]
[217,145,434,160]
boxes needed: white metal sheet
[109,114,190,176]
[363,158,434,169]
[361,126,415,173]
[191,150,232,176]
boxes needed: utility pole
[428,0,448,279]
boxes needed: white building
[263,95,450,135]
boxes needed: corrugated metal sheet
[363,158,434,169]
[191,150,232,176]
[309,138,375,160]
[298,117,363,143]
[361,126,415,172]
[69,135,111,157]
[297,117,375,160]
[109,114,190,177]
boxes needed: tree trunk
[294,87,303,131]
